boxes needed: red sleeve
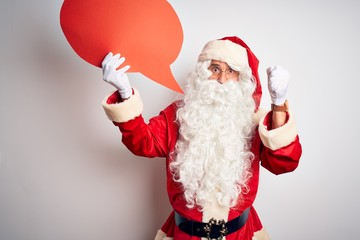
[260,136,302,175]
[106,89,135,104]
[259,111,302,175]
[113,103,177,158]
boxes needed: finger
[102,52,113,67]
[116,65,131,75]
[107,53,121,68]
[273,67,290,79]
[113,57,126,70]
[269,77,281,89]
[266,66,276,75]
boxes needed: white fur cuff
[259,111,298,150]
[102,88,143,123]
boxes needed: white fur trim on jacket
[253,108,268,125]
[252,228,271,240]
[154,229,172,240]
[202,189,229,221]
[259,110,298,150]
[102,88,143,123]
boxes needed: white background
[1,0,360,239]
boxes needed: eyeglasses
[208,65,239,80]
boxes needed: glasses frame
[208,65,240,80]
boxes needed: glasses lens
[208,65,239,79]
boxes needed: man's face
[207,60,240,84]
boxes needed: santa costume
[101,36,302,240]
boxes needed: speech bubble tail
[166,79,184,94]
[144,67,183,94]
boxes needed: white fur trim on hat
[198,39,249,69]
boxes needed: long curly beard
[170,61,257,210]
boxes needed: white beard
[170,61,257,210]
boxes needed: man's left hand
[266,65,290,105]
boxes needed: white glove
[266,65,290,105]
[102,52,132,99]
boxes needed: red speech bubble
[60,0,184,93]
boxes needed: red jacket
[103,90,302,240]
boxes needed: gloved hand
[102,52,132,99]
[266,65,290,105]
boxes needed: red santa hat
[198,36,262,109]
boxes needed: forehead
[209,60,230,68]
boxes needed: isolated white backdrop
[1,0,360,239]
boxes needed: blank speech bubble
[60,0,184,93]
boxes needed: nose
[217,72,228,84]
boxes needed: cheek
[208,74,218,80]
[227,75,240,82]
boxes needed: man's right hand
[102,52,132,99]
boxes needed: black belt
[174,207,250,240]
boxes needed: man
[101,36,302,240]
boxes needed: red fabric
[260,112,302,175]
[110,101,302,240]
[220,36,262,110]
[161,211,175,236]
[106,91,122,104]
[106,89,135,104]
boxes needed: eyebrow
[209,63,222,68]
[209,63,235,71]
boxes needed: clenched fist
[267,65,290,106]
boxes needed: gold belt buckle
[203,218,228,240]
